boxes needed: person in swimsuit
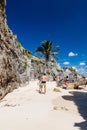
[64,76,69,89]
[39,73,48,94]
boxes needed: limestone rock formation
[0,0,30,99]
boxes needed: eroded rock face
[0,0,30,99]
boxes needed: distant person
[64,76,69,89]
[55,75,59,87]
[39,73,48,94]
[84,77,87,87]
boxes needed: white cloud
[68,52,78,57]
[79,62,86,66]
[72,66,78,71]
[63,62,70,65]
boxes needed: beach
[0,81,87,130]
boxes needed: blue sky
[6,0,87,75]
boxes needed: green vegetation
[68,67,76,73]
[17,41,22,48]
[16,41,31,59]
[0,4,2,13]
[24,62,28,69]
[33,60,39,66]
[18,61,22,68]
[46,69,50,75]
[36,40,60,62]
[3,23,7,33]
[36,40,60,72]
[23,49,31,59]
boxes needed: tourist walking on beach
[39,73,48,94]
[64,76,69,89]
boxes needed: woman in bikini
[64,76,69,89]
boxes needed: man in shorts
[39,73,48,94]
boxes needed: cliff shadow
[62,91,87,130]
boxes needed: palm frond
[36,46,45,54]
[51,45,60,53]
[36,40,60,62]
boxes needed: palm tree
[36,40,60,73]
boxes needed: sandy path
[0,81,86,130]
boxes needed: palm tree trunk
[43,60,47,73]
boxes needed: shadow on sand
[62,91,87,130]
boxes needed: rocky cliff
[0,0,31,99]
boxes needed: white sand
[0,80,87,130]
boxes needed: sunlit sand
[0,80,87,130]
